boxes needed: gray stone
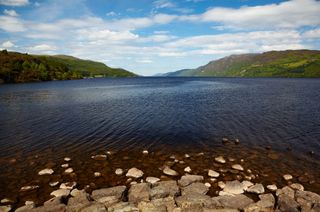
[215,156,226,164]
[91,186,126,202]
[91,154,107,160]
[146,177,160,184]
[295,190,320,209]
[67,192,91,212]
[1,198,14,204]
[31,204,66,212]
[176,193,216,211]
[0,205,11,212]
[244,193,275,212]
[178,175,204,187]
[289,183,304,191]
[203,209,239,212]
[222,180,245,195]
[277,194,299,212]
[182,182,209,195]
[283,174,293,181]
[246,184,264,194]
[212,194,254,210]
[44,196,63,207]
[20,185,39,192]
[78,203,106,212]
[150,180,180,199]
[128,183,150,204]
[242,181,254,191]
[231,164,244,171]
[275,186,295,199]
[107,202,139,212]
[126,168,144,178]
[115,168,123,176]
[266,184,277,191]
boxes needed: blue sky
[0,0,320,76]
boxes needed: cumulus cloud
[3,9,18,16]
[29,44,57,52]
[2,40,14,48]
[196,0,320,29]
[0,15,25,32]
[0,0,28,6]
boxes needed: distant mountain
[0,50,137,83]
[165,50,320,77]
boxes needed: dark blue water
[1,77,319,156]
[1,77,320,203]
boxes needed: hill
[0,50,136,83]
[165,50,320,77]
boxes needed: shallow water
[0,77,319,206]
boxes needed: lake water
[0,77,320,206]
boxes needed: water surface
[0,77,319,206]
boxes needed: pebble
[228,158,236,162]
[208,170,220,178]
[210,178,217,182]
[163,166,179,176]
[115,168,124,175]
[64,157,71,162]
[184,166,192,173]
[205,182,211,188]
[50,189,70,197]
[94,172,101,177]
[1,198,13,204]
[267,184,277,191]
[91,154,107,160]
[25,201,35,207]
[60,182,76,190]
[184,154,190,158]
[20,185,39,192]
[38,168,54,175]
[283,174,293,181]
[49,181,59,187]
[64,168,73,174]
[218,181,226,189]
[146,177,160,184]
[232,164,244,171]
[61,163,69,168]
[142,150,149,154]
[215,156,226,164]
[222,138,229,143]
[126,167,144,178]
[235,139,240,144]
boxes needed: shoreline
[1,145,319,211]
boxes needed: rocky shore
[1,175,319,212]
[1,139,319,212]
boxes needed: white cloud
[197,0,320,29]
[0,0,28,6]
[2,40,14,48]
[303,28,320,39]
[106,11,117,16]
[136,59,153,63]
[29,44,57,52]
[0,15,25,32]
[154,0,175,9]
[3,9,18,16]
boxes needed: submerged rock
[20,185,39,192]
[184,166,192,173]
[49,181,59,187]
[64,168,73,174]
[60,182,76,190]
[283,174,293,181]
[208,169,220,178]
[64,157,71,162]
[215,156,226,164]
[163,166,179,176]
[91,154,107,160]
[115,168,124,175]
[61,163,69,168]
[38,168,54,175]
[94,172,101,177]
[142,150,149,154]
[126,168,144,178]
[50,189,70,197]
[232,164,244,171]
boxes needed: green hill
[0,50,137,83]
[165,50,320,77]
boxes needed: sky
[0,0,320,76]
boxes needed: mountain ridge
[0,50,137,83]
[163,50,320,77]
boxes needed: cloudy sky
[0,0,320,75]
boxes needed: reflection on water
[0,77,319,206]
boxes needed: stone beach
[0,141,319,212]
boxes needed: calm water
[0,77,320,206]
